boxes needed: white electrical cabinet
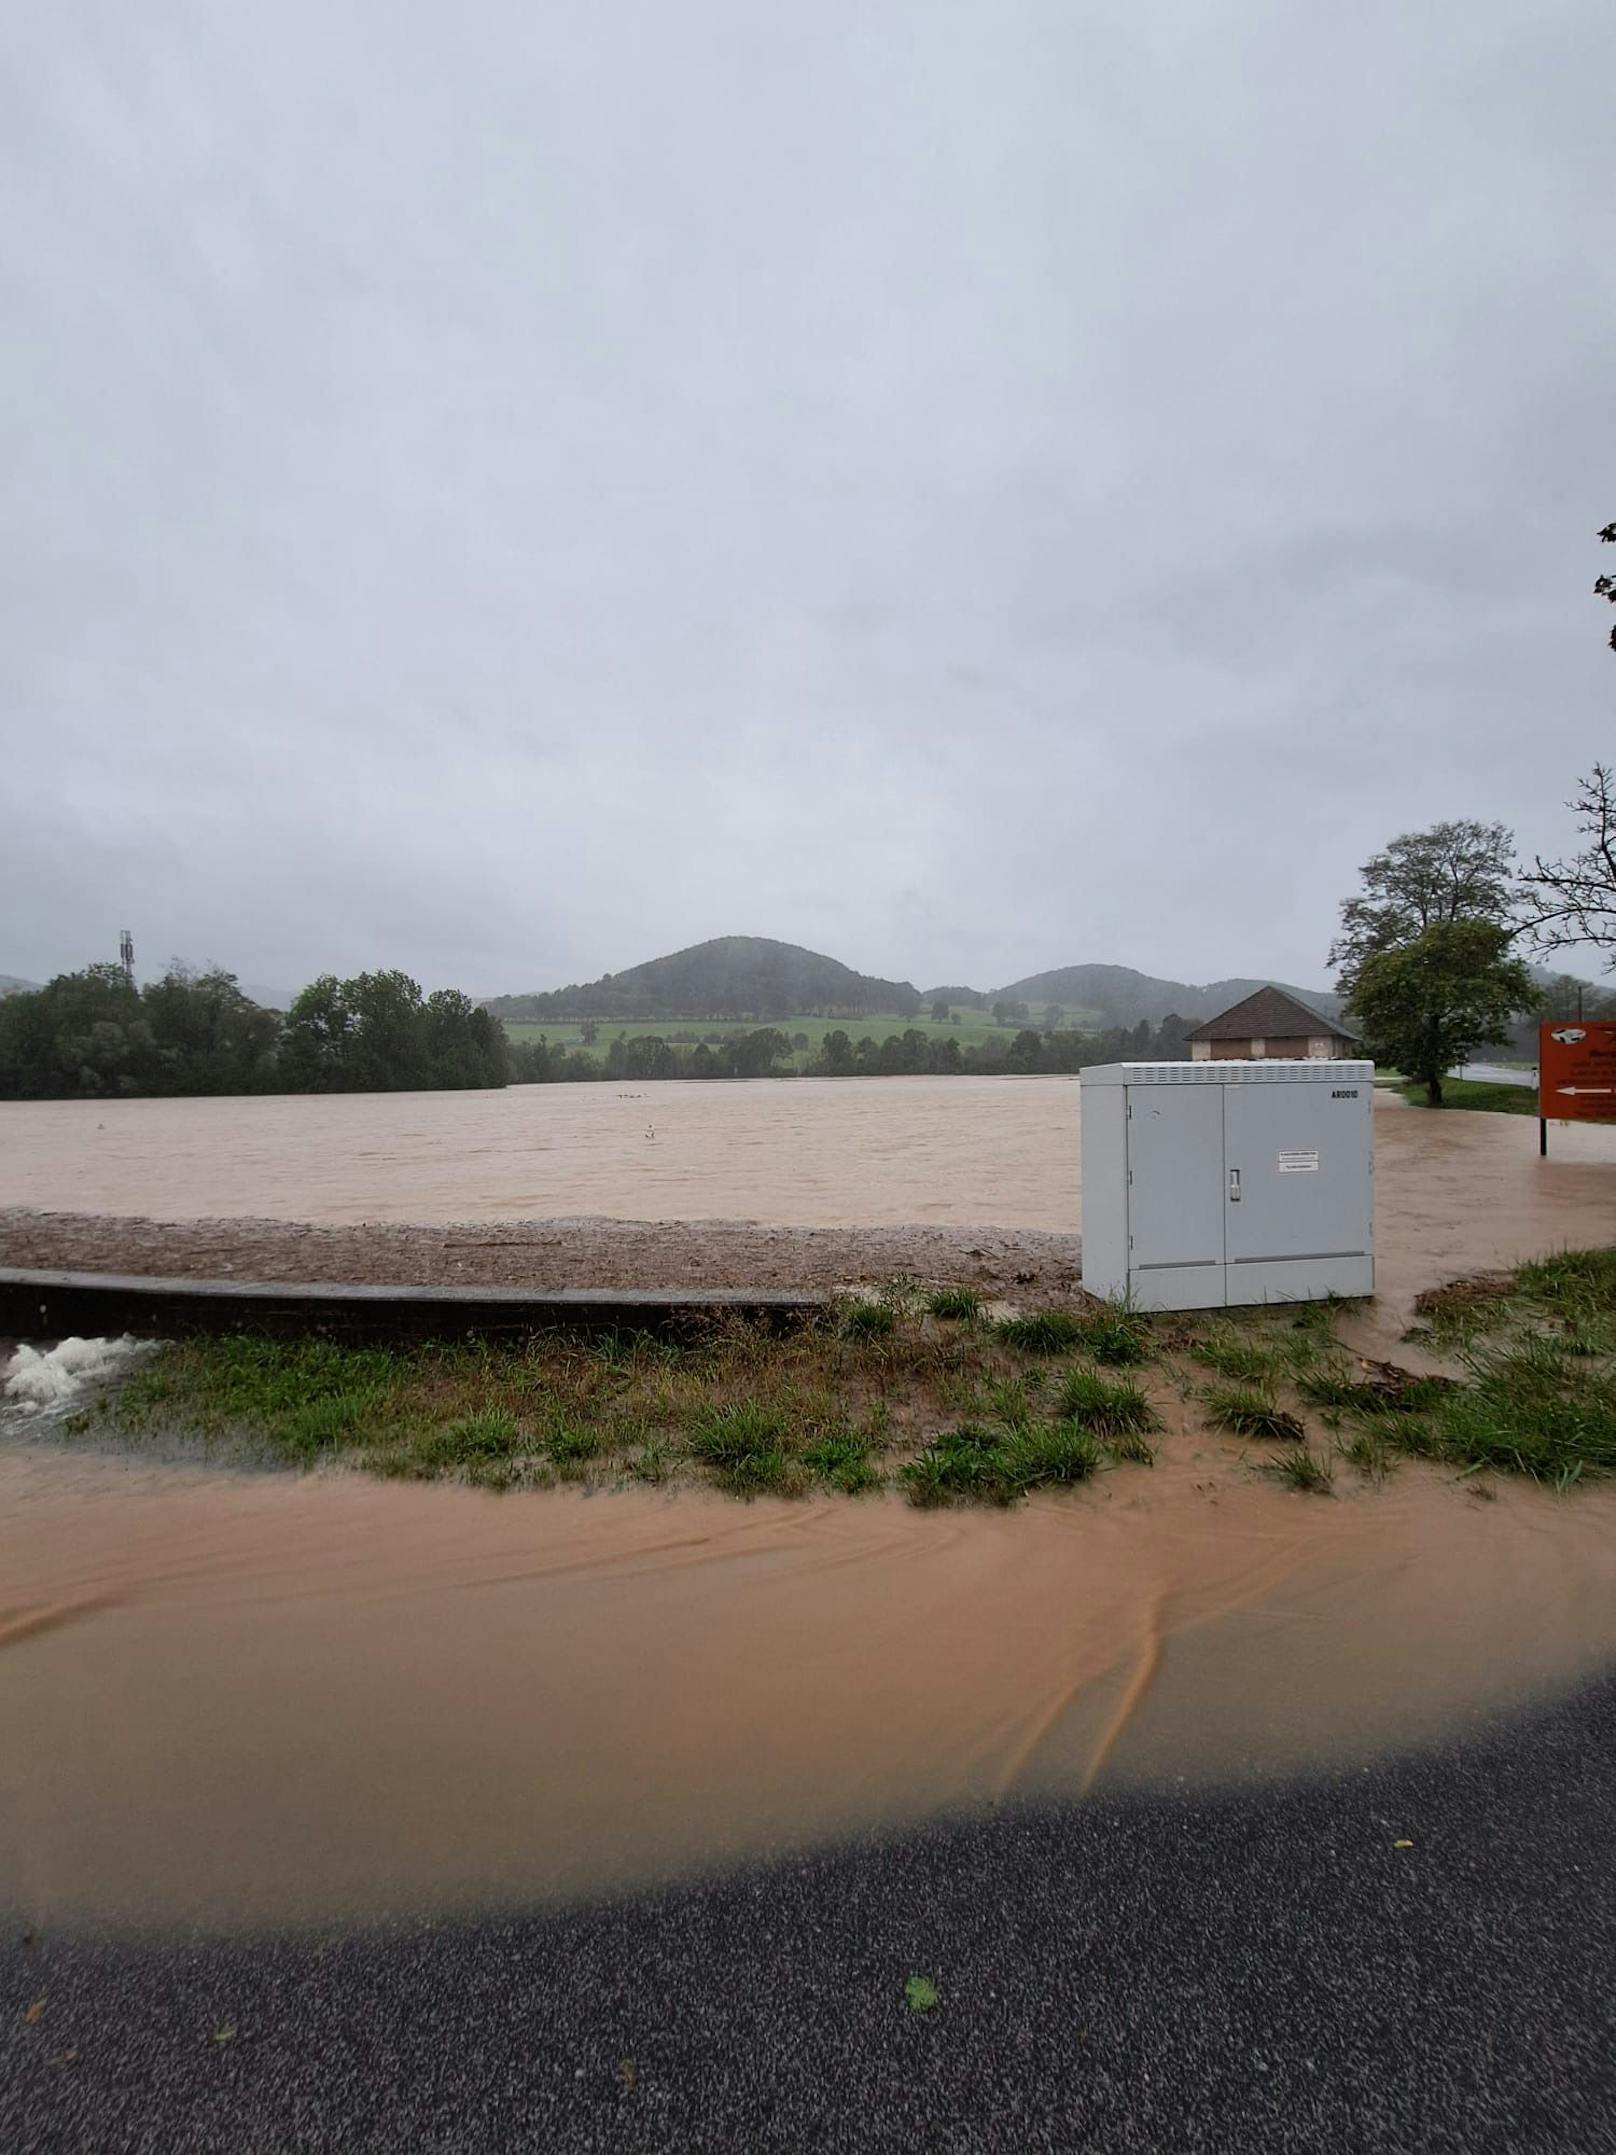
[1080,1061,1375,1311]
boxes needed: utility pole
[119,929,135,988]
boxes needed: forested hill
[484,937,922,1023]
[986,963,1344,1027]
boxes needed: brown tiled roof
[1187,986,1356,1043]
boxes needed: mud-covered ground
[0,1209,1081,1297]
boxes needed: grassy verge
[1399,1078,1539,1117]
[61,1249,1616,1502]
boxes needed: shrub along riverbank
[66,1248,1616,1503]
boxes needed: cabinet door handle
[1228,1168,1241,1202]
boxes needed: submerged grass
[1261,1446,1335,1494]
[1204,1385,1306,1443]
[71,1245,1616,1501]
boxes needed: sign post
[1538,1021,1616,1154]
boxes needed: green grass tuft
[1075,1309,1152,1367]
[1002,1421,1105,1490]
[997,1310,1086,1355]
[543,1419,604,1466]
[926,1286,984,1322]
[899,1427,1014,1506]
[688,1401,791,1468]
[1056,1369,1159,1437]
[838,1300,897,1340]
[801,1430,881,1494]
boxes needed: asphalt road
[7,1674,1616,2154]
[1458,1062,1537,1087]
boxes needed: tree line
[0,964,507,1101]
[507,1015,1195,1085]
[0,959,1192,1101]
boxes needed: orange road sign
[1540,1021,1616,1152]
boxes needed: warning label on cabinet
[1276,1149,1320,1173]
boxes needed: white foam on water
[1,1335,154,1415]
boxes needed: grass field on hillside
[501,1008,1103,1051]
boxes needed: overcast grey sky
[3,1,1612,998]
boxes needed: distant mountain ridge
[0,975,39,997]
[484,937,923,1024]
[485,939,1340,1030]
[985,963,1344,1027]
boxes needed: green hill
[484,937,922,1025]
[487,943,1342,1033]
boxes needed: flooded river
[0,1076,1086,1230]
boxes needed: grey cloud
[3,0,1612,997]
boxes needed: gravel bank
[0,1208,1082,1298]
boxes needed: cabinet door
[1223,1081,1371,1267]
[1126,1084,1225,1307]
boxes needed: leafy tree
[1331,821,1518,1000]
[0,963,152,1097]
[1154,1011,1190,1056]
[726,1027,792,1079]
[278,971,499,1093]
[421,989,507,1088]
[818,1029,855,1075]
[141,965,280,1093]
[0,963,285,1099]
[931,999,950,1024]
[277,975,355,1091]
[1006,1028,1043,1072]
[1352,921,1536,1106]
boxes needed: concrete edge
[0,1267,826,1344]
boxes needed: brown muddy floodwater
[6,1429,1616,1935]
[6,1078,1616,1935]
[0,1076,1086,1230]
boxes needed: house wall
[1193,1035,1349,1061]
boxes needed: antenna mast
[119,929,135,987]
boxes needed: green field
[1400,1078,1540,1117]
[501,1006,1102,1051]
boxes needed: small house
[1187,986,1356,1062]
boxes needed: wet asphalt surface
[6,1675,1616,2154]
